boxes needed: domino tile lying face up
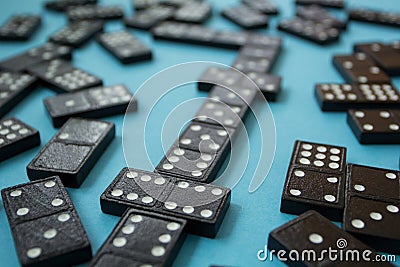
[100,168,231,238]
[1,176,92,267]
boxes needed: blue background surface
[0,0,399,266]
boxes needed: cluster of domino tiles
[314,41,400,144]
[269,139,400,265]
[0,4,285,267]
[96,55,264,264]
[1,118,116,267]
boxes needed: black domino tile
[179,24,217,46]
[232,43,281,73]
[155,145,225,183]
[0,71,38,117]
[268,210,392,267]
[346,163,399,201]
[0,117,40,162]
[161,0,187,7]
[296,5,347,29]
[1,176,92,267]
[354,42,400,76]
[49,20,104,48]
[278,17,340,45]
[280,140,347,221]
[194,99,247,129]
[100,168,231,237]
[44,84,134,127]
[124,5,175,30]
[295,0,344,9]
[97,31,152,64]
[173,1,212,24]
[245,33,282,47]
[176,121,234,156]
[221,5,269,30]
[151,21,190,42]
[315,83,400,111]
[104,168,172,210]
[332,53,391,84]
[232,54,273,74]
[243,72,281,101]
[290,140,347,174]
[27,118,115,187]
[343,194,400,254]
[208,85,257,107]
[152,21,218,47]
[242,0,279,15]
[0,15,41,41]
[211,30,248,49]
[0,43,72,73]
[238,44,280,62]
[347,109,400,144]
[90,208,186,267]
[67,5,124,21]
[198,67,243,92]
[45,0,98,12]
[349,8,400,28]
[132,0,160,10]
[280,167,345,221]
[27,59,103,93]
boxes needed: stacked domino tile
[269,140,400,265]
[314,41,400,144]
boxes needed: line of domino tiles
[94,38,283,265]
[314,41,400,144]
[268,139,400,266]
